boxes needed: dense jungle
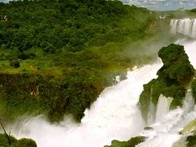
[1,0,196,146]
[0,0,163,122]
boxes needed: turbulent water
[8,62,162,147]
[5,40,196,147]
[4,21,196,147]
[137,39,196,147]
[170,18,196,38]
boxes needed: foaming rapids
[137,91,196,147]
[6,40,196,147]
[136,40,196,147]
[7,62,162,147]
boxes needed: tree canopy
[0,0,153,52]
[0,133,37,147]
[0,0,159,122]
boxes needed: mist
[2,16,196,147]
[5,61,163,147]
[6,38,196,147]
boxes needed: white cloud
[121,0,196,11]
[165,2,169,6]
[0,0,8,2]
[0,0,196,11]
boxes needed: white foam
[6,39,196,147]
[8,62,162,147]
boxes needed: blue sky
[122,0,196,11]
[0,0,196,11]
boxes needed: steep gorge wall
[139,44,195,123]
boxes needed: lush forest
[0,0,153,52]
[1,0,196,146]
[0,0,174,123]
[0,0,165,123]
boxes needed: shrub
[12,138,37,147]
[10,60,20,68]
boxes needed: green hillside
[0,0,170,122]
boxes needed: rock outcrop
[139,44,195,122]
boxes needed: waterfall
[137,92,196,147]
[155,95,173,122]
[170,19,196,38]
[147,101,156,125]
[7,63,162,147]
[136,40,196,147]
[4,39,196,147]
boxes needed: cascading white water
[6,39,196,147]
[137,91,196,147]
[170,19,196,38]
[155,95,173,122]
[147,95,173,125]
[136,39,196,147]
[176,39,196,69]
[7,62,162,147]
[4,21,196,147]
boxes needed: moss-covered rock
[105,136,145,147]
[0,133,17,147]
[186,135,196,147]
[172,133,196,147]
[139,44,195,122]
[11,138,37,147]
[157,44,194,85]
[179,119,196,134]
[191,79,196,102]
[0,133,36,147]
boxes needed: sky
[122,0,196,11]
[0,0,196,11]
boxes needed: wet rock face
[158,44,186,67]
[105,136,145,147]
[139,44,195,122]
[187,134,196,147]
[0,133,37,147]
[157,44,195,85]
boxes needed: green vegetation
[0,73,103,122]
[105,136,145,147]
[0,0,154,53]
[1,0,196,146]
[0,0,170,122]
[191,79,196,102]
[139,44,195,122]
[179,119,196,134]
[0,133,36,147]
[187,135,196,147]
